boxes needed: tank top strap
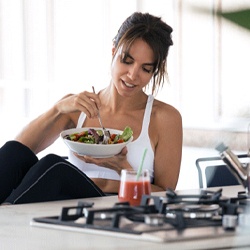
[76,112,87,128]
[141,95,154,132]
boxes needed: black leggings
[0,141,105,204]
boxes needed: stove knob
[222,215,238,230]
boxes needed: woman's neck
[99,84,148,113]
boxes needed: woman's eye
[122,60,133,65]
[143,67,152,73]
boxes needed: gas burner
[165,188,225,204]
[31,188,250,243]
[166,203,220,219]
[144,214,165,226]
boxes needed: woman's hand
[73,147,133,175]
[55,91,101,118]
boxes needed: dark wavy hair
[113,12,173,95]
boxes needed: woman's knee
[40,154,65,164]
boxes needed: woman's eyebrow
[143,62,155,66]
[124,53,155,66]
[124,53,134,60]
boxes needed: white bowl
[60,127,133,158]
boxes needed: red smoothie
[118,180,151,206]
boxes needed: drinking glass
[118,169,151,206]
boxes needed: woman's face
[111,38,155,97]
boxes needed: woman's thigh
[5,154,105,204]
[0,141,38,203]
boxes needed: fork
[92,86,111,144]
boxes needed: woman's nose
[127,65,139,81]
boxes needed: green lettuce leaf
[120,126,133,142]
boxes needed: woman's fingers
[73,147,128,174]
[55,90,101,118]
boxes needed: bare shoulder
[149,99,182,145]
[151,99,182,127]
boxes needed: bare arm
[15,91,101,154]
[15,106,70,154]
[152,105,183,191]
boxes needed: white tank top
[68,95,155,181]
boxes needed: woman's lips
[122,79,135,88]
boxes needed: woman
[0,12,182,204]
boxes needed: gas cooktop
[31,189,250,243]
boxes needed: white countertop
[1,186,250,250]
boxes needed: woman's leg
[5,154,105,204]
[0,141,38,204]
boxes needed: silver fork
[92,86,111,144]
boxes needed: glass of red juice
[118,169,151,206]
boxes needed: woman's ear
[112,46,116,56]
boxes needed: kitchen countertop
[1,185,250,250]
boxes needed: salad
[64,126,133,145]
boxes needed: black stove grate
[32,189,250,236]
